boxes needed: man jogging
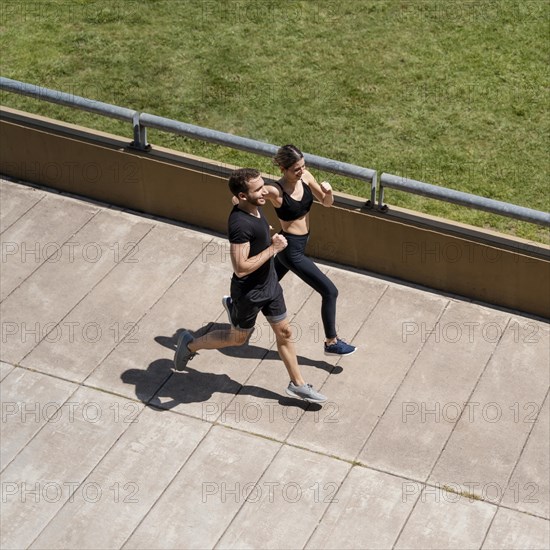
[174,168,327,404]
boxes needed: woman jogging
[268,144,355,356]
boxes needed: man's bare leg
[187,326,250,352]
[269,319,305,386]
[174,326,249,371]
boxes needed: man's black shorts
[230,281,287,330]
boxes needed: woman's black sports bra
[273,180,314,221]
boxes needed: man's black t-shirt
[228,205,277,302]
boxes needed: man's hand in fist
[271,233,288,253]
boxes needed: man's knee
[280,324,292,340]
[272,322,292,342]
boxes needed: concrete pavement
[1,177,549,549]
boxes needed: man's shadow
[120,324,339,412]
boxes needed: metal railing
[0,77,377,204]
[1,76,549,228]
[139,112,378,204]
[0,77,147,149]
[379,173,550,227]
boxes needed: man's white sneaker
[286,382,327,403]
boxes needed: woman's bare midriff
[279,214,309,236]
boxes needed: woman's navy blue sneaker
[324,338,356,356]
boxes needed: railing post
[130,112,150,151]
[366,171,377,208]
[378,181,385,211]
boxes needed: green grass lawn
[1,0,548,243]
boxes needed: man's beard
[247,196,265,206]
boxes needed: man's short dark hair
[228,168,260,197]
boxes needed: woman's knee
[321,280,338,300]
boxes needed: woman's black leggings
[274,231,338,339]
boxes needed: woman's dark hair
[273,144,303,169]
[228,168,260,196]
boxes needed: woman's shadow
[120,323,340,412]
